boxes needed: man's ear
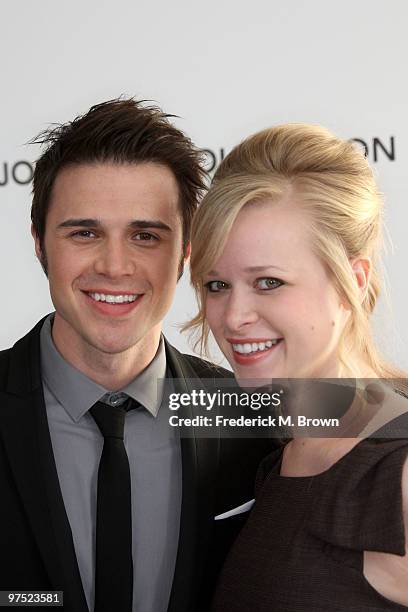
[184,241,191,263]
[31,224,42,260]
[31,224,48,276]
[350,257,372,302]
[177,241,191,281]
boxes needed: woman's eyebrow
[206,264,288,276]
[244,265,288,273]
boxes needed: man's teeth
[88,292,139,304]
[232,340,281,354]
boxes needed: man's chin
[85,335,141,356]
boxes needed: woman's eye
[204,280,230,292]
[256,278,283,290]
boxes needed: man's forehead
[48,162,182,225]
[52,162,179,201]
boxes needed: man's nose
[93,239,135,278]
[222,290,259,332]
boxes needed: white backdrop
[1,0,407,369]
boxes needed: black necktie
[90,398,134,612]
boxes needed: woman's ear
[350,257,372,302]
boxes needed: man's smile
[86,291,141,303]
[81,289,144,316]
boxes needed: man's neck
[51,316,162,390]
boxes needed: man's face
[33,162,185,357]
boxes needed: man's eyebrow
[57,218,100,229]
[57,219,173,232]
[129,220,172,232]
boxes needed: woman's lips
[230,339,283,365]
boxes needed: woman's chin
[227,343,286,384]
[232,363,286,388]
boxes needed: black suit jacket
[0,318,273,611]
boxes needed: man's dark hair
[31,97,207,263]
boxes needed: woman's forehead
[209,201,323,276]
[230,200,311,248]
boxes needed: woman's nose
[222,291,259,332]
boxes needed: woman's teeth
[232,340,281,354]
[88,292,139,304]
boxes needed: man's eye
[255,278,283,290]
[133,232,158,241]
[71,230,96,239]
[204,280,230,292]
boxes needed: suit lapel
[1,324,222,612]
[165,341,220,612]
[1,319,88,612]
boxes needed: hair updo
[186,123,406,382]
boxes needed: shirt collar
[40,314,167,422]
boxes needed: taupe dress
[212,413,408,611]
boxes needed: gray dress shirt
[40,315,182,612]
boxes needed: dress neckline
[270,410,408,480]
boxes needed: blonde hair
[186,123,407,384]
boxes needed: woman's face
[203,199,351,381]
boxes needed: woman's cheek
[205,297,223,335]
